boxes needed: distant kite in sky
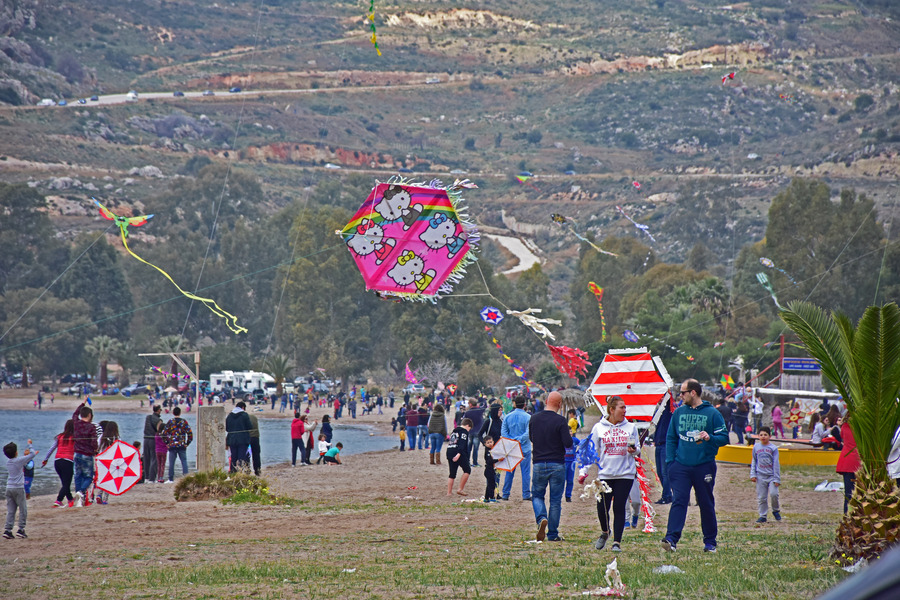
[367,0,381,55]
[94,199,247,334]
[615,205,656,243]
[405,359,418,384]
[485,326,539,390]
[623,330,640,343]
[507,308,562,341]
[546,343,592,379]
[480,306,504,325]
[632,180,642,192]
[516,174,541,194]
[587,282,607,341]
[722,72,736,84]
[756,272,784,310]
[551,214,618,257]
[759,257,796,284]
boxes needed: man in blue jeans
[662,379,729,553]
[163,406,194,482]
[529,391,573,541]
[501,396,532,500]
[405,403,419,451]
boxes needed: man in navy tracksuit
[662,379,729,553]
[654,399,673,504]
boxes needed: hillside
[1,0,900,382]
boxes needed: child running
[447,418,473,496]
[5,441,39,539]
[750,426,781,523]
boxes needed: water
[0,409,395,496]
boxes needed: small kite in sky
[623,330,640,343]
[615,205,656,243]
[587,282,607,341]
[94,199,247,334]
[515,174,541,194]
[759,257,796,284]
[546,343,592,379]
[405,359,418,384]
[367,0,381,55]
[551,214,618,257]
[722,72,736,84]
[485,326,540,390]
[480,306,504,325]
[756,272,784,310]
[507,308,562,340]
[632,180,642,192]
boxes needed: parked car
[173,90,185,97]
[90,95,99,101]
[122,383,149,396]
[449,168,467,175]
[78,98,87,104]
[519,171,534,177]
[202,90,215,96]
[398,167,413,173]
[126,90,138,100]
[402,383,426,395]
[57,99,67,106]
[324,163,341,169]
[62,382,97,395]
[229,86,242,93]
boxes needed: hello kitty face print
[419,212,467,258]
[346,219,396,265]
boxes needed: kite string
[0,225,112,345]
[180,0,268,339]
[873,196,895,304]
[121,230,248,333]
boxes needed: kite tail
[635,456,657,533]
[120,231,248,334]
[575,435,600,470]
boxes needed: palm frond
[780,301,851,399]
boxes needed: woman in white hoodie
[577,396,639,552]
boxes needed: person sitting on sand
[323,443,343,465]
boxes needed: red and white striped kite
[722,72,736,84]
[588,350,673,421]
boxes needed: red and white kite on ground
[588,349,673,422]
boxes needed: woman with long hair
[577,396,639,553]
[41,419,76,507]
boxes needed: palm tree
[85,335,123,388]
[263,353,293,396]
[155,335,187,387]
[781,301,900,561]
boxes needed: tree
[0,183,63,295]
[416,359,457,387]
[84,335,123,387]
[57,234,134,339]
[781,301,900,562]
[263,353,293,396]
[0,289,96,381]
[200,342,251,379]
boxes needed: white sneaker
[74,492,84,507]
[164,480,174,484]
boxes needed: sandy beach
[0,388,847,598]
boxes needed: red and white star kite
[95,440,142,496]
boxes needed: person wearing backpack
[163,406,193,483]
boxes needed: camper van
[210,370,235,393]
[232,371,275,395]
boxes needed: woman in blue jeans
[428,404,447,465]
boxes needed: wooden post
[197,405,226,473]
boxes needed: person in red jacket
[291,413,306,466]
[71,403,99,507]
[42,419,76,507]
[835,416,860,514]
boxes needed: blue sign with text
[782,358,821,371]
